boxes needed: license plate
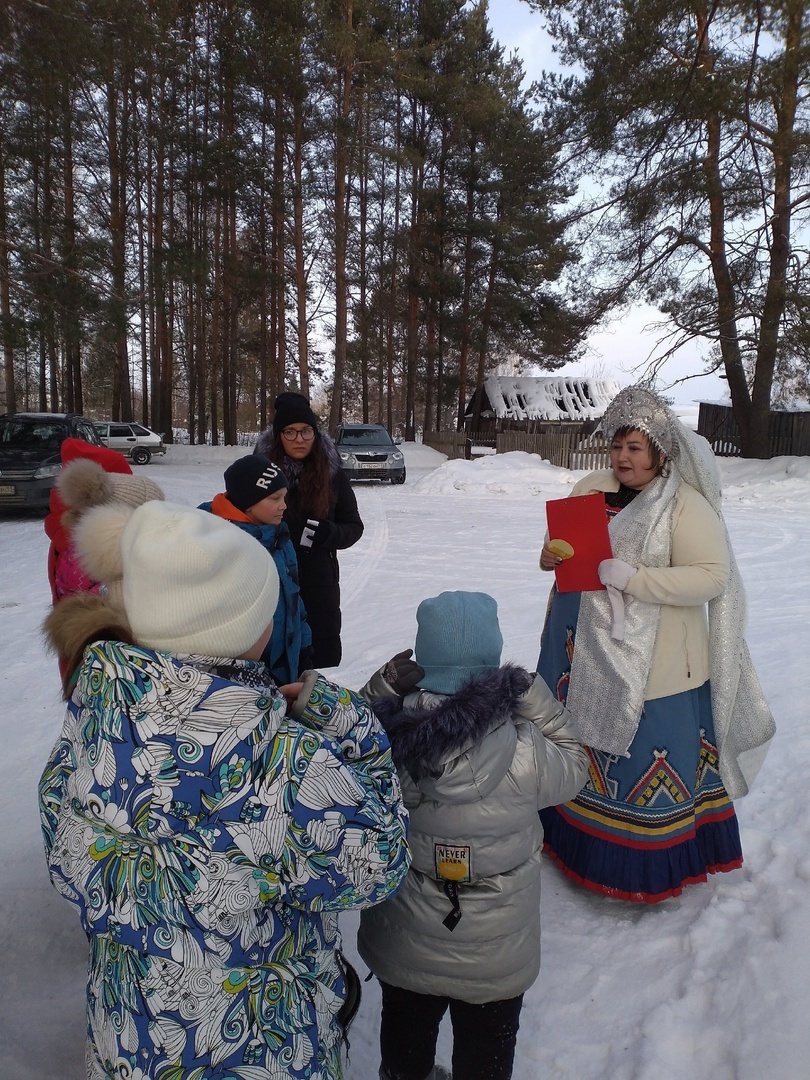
[0,484,16,495]
[358,462,382,470]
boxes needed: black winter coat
[255,431,363,667]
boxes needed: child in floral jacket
[40,500,410,1080]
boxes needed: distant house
[465,375,622,437]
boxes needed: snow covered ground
[1,440,808,1080]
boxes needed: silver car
[335,423,406,483]
[94,422,166,465]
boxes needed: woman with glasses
[255,392,364,668]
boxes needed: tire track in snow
[340,483,389,607]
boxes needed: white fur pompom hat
[73,500,280,658]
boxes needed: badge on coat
[435,843,471,883]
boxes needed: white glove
[598,560,637,641]
[598,559,637,592]
[300,518,319,548]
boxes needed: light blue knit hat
[414,591,503,694]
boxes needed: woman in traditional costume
[537,385,774,902]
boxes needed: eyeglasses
[281,426,315,442]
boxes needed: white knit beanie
[109,501,279,657]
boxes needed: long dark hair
[268,435,332,518]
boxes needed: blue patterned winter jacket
[39,639,409,1080]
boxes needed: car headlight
[339,451,356,464]
[34,463,62,480]
[391,452,403,462]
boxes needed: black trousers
[379,981,524,1080]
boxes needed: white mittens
[598,559,637,641]
[598,559,637,592]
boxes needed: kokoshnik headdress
[599,384,678,459]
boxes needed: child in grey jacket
[358,591,588,1080]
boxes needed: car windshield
[0,419,67,449]
[338,427,393,447]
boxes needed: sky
[482,0,731,407]
[2,438,808,1080]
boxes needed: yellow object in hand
[547,539,575,560]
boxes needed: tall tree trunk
[0,133,16,413]
[258,102,270,429]
[62,86,82,413]
[131,77,150,426]
[470,208,500,435]
[108,78,133,420]
[42,113,59,411]
[210,195,222,445]
[329,0,354,432]
[291,90,309,396]
[151,81,167,429]
[456,150,476,431]
[750,0,802,458]
[385,95,403,435]
[273,91,286,400]
[357,83,369,421]
[159,81,177,442]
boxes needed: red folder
[546,492,613,592]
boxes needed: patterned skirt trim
[538,590,743,904]
[541,785,743,904]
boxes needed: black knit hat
[224,455,288,512]
[271,392,321,437]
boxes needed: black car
[335,423,406,483]
[0,412,103,510]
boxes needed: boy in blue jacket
[200,454,313,682]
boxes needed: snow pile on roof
[482,376,622,420]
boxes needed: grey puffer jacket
[357,665,588,1003]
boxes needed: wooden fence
[427,403,810,467]
[494,430,610,470]
[697,402,810,457]
[422,429,611,470]
[422,431,468,459]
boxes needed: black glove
[297,645,315,675]
[383,649,425,695]
[300,518,329,548]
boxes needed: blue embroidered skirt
[537,590,743,903]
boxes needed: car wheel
[393,470,406,485]
[131,447,151,465]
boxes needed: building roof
[473,376,622,421]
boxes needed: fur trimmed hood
[44,591,133,695]
[371,664,533,776]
